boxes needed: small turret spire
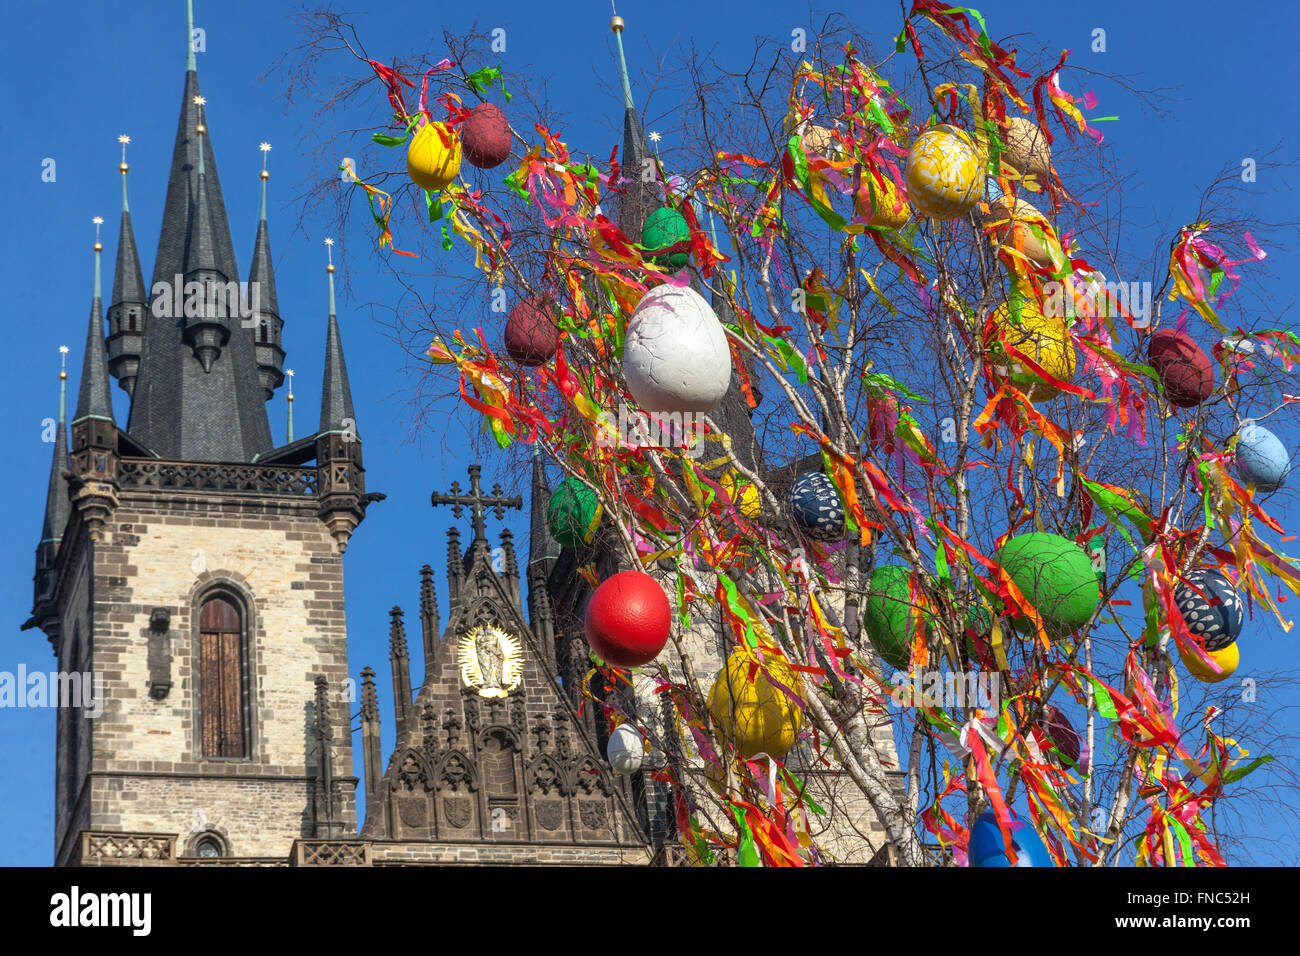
[610,4,634,110]
[249,142,286,401]
[118,134,131,212]
[74,221,114,426]
[285,369,294,442]
[319,239,356,437]
[108,136,147,397]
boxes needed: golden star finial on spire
[193,95,206,106]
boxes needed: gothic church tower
[24,3,375,866]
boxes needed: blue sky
[1,0,1297,865]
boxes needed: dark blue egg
[969,810,1054,867]
[788,472,845,541]
[1174,569,1243,651]
[1235,424,1290,492]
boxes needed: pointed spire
[389,606,412,739]
[285,369,295,442]
[185,97,224,277]
[319,239,357,437]
[419,564,440,676]
[609,10,652,242]
[38,347,71,561]
[108,135,147,398]
[529,444,561,569]
[249,143,285,401]
[75,223,114,426]
[186,0,197,73]
[610,5,635,111]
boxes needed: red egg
[1147,329,1213,408]
[584,571,671,668]
[462,103,512,169]
[505,298,559,367]
[1039,704,1080,765]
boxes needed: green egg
[996,533,1101,634]
[642,206,692,269]
[546,478,603,549]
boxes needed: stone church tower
[24,9,376,866]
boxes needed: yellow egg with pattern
[991,299,1075,402]
[406,122,462,192]
[905,125,984,220]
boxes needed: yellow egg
[719,471,762,520]
[854,172,911,230]
[1002,117,1052,183]
[1179,641,1239,684]
[707,647,804,759]
[985,196,1066,272]
[406,122,462,192]
[905,125,983,220]
[991,298,1075,402]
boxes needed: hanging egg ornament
[622,284,731,414]
[788,472,845,541]
[1174,569,1244,651]
[461,102,512,169]
[720,471,762,520]
[546,477,603,549]
[1001,117,1053,183]
[969,810,1055,867]
[1234,423,1291,492]
[854,172,910,230]
[904,125,983,220]
[798,123,840,159]
[864,565,921,670]
[406,121,462,192]
[504,298,559,367]
[991,298,1075,402]
[1147,329,1214,408]
[707,647,804,759]
[606,724,646,774]
[641,206,692,269]
[1038,705,1081,765]
[1179,640,1240,684]
[997,533,1101,635]
[584,571,671,668]
[985,196,1066,273]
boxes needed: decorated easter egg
[720,471,762,521]
[864,565,921,670]
[504,298,559,367]
[622,284,731,414]
[1147,329,1213,408]
[969,810,1055,867]
[854,172,911,230]
[546,477,603,549]
[461,102,512,169]
[641,206,692,269]
[1039,704,1081,765]
[991,298,1075,402]
[1235,423,1290,492]
[584,571,671,668]
[997,533,1101,634]
[1179,639,1239,684]
[1001,117,1052,183]
[798,123,841,159]
[788,472,845,541]
[707,647,804,759]
[905,125,983,220]
[986,196,1065,272]
[606,723,645,774]
[406,121,462,192]
[1174,569,1243,651]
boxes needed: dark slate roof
[319,299,356,437]
[124,69,274,462]
[110,209,147,311]
[39,394,69,553]
[617,107,655,244]
[247,217,280,320]
[74,261,114,425]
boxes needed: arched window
[199,596,247,758]
[259,321,269,344]
[194,836,224,858]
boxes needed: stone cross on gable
[430,464,522,544]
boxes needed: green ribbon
[372,131,409,147]
[731,807,760,867]
[465,65,513,103]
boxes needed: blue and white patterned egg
[788,472,845,541]
[1174,569,1244,651]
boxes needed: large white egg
[622,284,731,414]
[606,724,645,775]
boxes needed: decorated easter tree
[286,4,1297,865]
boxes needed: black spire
[34,350,71,606]
[319,251,356,437]
[248,150,286,401]
[124,49,274,462]
[107,149,147,398]
[528,446,561,569]
[74,240,115,427]
[610,14,654,243]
